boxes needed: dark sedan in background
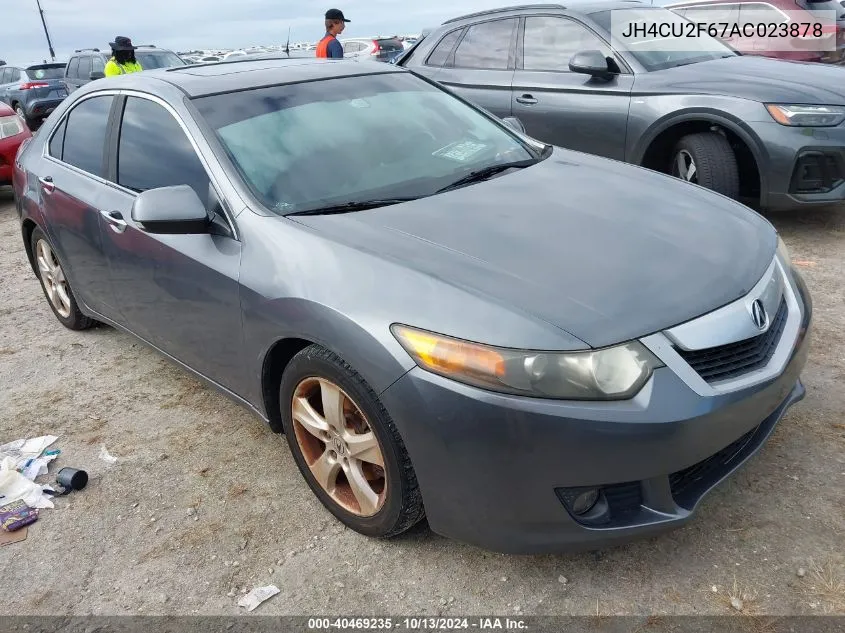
[400,2,845,211]
[13,57,811,553]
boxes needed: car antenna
[285,26,291,56]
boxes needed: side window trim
[518,12,633,75]
[109,91,239,240]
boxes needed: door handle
[516,94,538,105]
[101,210,127,233]
[38,176,55,194]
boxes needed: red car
[667,0,845,64]
[0,101,32,186]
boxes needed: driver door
[98,94,247,394]
[511,15,633,161]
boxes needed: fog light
[571,488,599,515]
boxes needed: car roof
[442,0,648,22]
[141,57,406,98]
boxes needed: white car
[339,37,404,62]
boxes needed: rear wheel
[13,103,32,130]
[280,345,424,537]
[670,132,740,200]
[30,227,96,330]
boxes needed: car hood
[643,55,845,104]
[292,150,776,349]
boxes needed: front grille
[669,426,759,509]
[676,298,788,384]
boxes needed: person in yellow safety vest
[104,36,143,77]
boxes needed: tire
[670,132,740,200]
[13,104,32,130]
[30,227,96,330]
[280,344,424,538]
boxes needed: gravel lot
[1,187,844,617]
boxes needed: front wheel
[280,345,424,537]
[670,132,740,200]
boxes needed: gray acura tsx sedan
[13,57,812,553]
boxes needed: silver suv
[64,45,187,93]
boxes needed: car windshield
[590,7,738,71]
[25,64,66,79]
[192,72,539,215]
[135,51,186,69]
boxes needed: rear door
[40,93,121,317]
[1,68,22,109]
[430,17,518,119]
[511,14,634,160]
[99,94,245,390]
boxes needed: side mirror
[89,71,105,80]
[569,50,615,80]
[131,185,210,234]
[501,116,526,134]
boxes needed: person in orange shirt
[316,8,350,58]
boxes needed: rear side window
[61,95,114,177]
[66,57,79,78]
[7,68,21,83]
[76,56,92,80]
[426,29,463,66]
[453,19,516,70]
[48,118,67,159]
[377,39,403,52]
[117,97,210,206]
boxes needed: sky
[4,0,524,65]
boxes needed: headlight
[391,324,663,400]
[765,104,845,127]
[0,115,25,141]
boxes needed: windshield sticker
[433,140,487,162]
[33,70,46,79]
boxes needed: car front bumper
[752,119,845,210]
[380,267,812,554]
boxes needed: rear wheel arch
[635,114,766,206]
[21,218,39,275]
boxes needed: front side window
[117,97,209,205]
[426,29,463,67]
[92,56,106,73]
[77,56,92,79]
[453,19,517,69]
[523,16,612,71]
[192,72,538,215]
[60,95,114,176]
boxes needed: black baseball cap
[325,8,350,22]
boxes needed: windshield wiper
[287,198,418,216]
[436,159,538,194]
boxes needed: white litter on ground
[98,446,118,464]
[0,463,54,509]
[237,585,280,611]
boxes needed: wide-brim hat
[109,36,137,51]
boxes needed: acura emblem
[751,299,768,330]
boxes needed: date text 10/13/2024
[307,617,528,630]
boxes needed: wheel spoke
[55,283,71,313]
[37,255,51,276]
[346,460,379,515]
[292,396,329,439]
[686,161,697,182]
[310,450,341,492]
[346,432,384,467]
[319,380,346,433]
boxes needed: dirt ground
[1,187,844,618]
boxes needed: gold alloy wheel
[291,377,387,516]
[35,239,72,319]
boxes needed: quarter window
[426,29,463,67]
[61,95,114,177]
[49,117,67,159]
[523,16,612,71]
[117,97,210,206]
[453,19,517,70]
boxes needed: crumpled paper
[237,585,280,611]
[0,461,54,509]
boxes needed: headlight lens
[391,324,663,400]
[765,104,845,127]
[0,115,25,141]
